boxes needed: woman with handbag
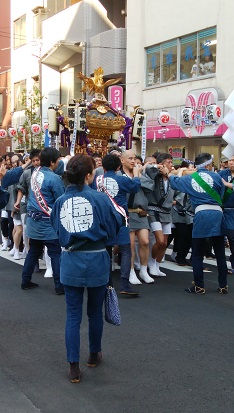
[50,154,122,383]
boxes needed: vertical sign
[108,86,123,110]
[141,116,147,162]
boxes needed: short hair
[195,153,212,166]
[135,155,143,164]
[156,153,172,164]
[180,159,194,168]
[66,154,95,189]
[40,147,61,167]
[108,146,122,154]
[102,154,121,171]
[30,149,41,159]
[151,151,160,160]
[92,152,102,158]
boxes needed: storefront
[139,87,227,166]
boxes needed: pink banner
[108,86,123,111]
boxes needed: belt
[128,208,146,213]
[63,239,106,252]
[27,211,50,221]
[195,205,222,214]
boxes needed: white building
[126,0,234,165]
[10,0,126,151]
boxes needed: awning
[40,41,82,71]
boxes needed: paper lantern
[181,107,195,127]
[158,110,170,126]
[132,113,146,139]
[18,126,25,134]
[0,129,7,138]
[43,123,49,132]
[206,104,221,123]
[8,127,17,138]
[48,105,58,133]
[31,124,41,135]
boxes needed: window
[146,27,216,87]
[13,15,26,48]
[14,80,27,111]
[162,40,177,83]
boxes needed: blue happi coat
[26,166,65,240]
[169,169,225,238]
[218,169,234,230]
[50,184,123,287]
[93,170,141,245]
[1,166,24,189]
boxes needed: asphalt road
[0,254,234,413]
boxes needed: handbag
[105,286,121,326]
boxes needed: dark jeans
[174,223,192,260]
[119,243,131,280]
[21,238,63,289]
[1,212,14,242]
[226,229,234,269]
[64,284,107,362]
[192,236,227,288]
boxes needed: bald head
[121,150,136,173]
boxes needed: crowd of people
[0,146,233,382]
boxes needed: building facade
[0,1,11,154]
[10,0,126,152]
[126,0,233,166]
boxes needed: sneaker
[21,281,39,290]
[139,267,154,283]
[21,248,28,259]
[1,238,10,251]
[185,285,206,294]
[218,286,228,294]
[68,362,82,383]
[87,352,102,368]
[9,247,15,256]
[129,268,142,285]
[55,286,65,295]
[13,250,20,260]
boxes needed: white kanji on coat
[60,197,93,232]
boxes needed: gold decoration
[97,105,108,114]
[78,67,122,96]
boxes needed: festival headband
[195,155,213,169]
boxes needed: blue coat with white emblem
[50,184,123,287]
[26,167,65,240]
[93,170,141,245]
[169,169,225,238]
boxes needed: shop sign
[108,86,123,111]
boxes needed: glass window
[146,46,160,87]
[13,15,26,48]
[198,28,216,76]
[180,34,197,79]
[145,27,216,87]
[162,40,177,83]
[14,80,26,111]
